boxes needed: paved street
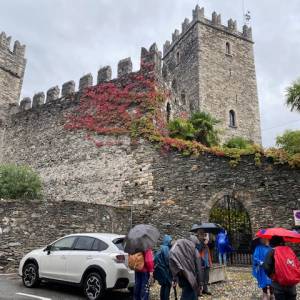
[0,274,132,300]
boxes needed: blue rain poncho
[154,235,173,285]
[252,244,272,288]
[216,230,232,255]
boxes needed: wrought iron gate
[209,195,252,265]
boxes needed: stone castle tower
[0,32,26,122]
[0,5,261,144]
[163,5,261,144]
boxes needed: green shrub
[168,111,220,147]
[190,112,220,146]
[0,164,42,199]
[168,118,195,141]
[276,130,300,155]
[224,137,253,149]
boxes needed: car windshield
[113,238,124,250]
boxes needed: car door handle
[61,255,66,260]
[86,256,93,260]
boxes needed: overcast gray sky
[0,0,299,147]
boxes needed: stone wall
[1,97,156,206]
[0,199,130,272]
[134,152,300,238]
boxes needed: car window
[113,238,124,251]
[51,236,77,251]
[73,237,95,251]
[91,239,108,251]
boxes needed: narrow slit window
[226,42,231,55]
[166,102,171,123]
[229,110,236,127]
[181,91,186,105]
[176,51,180,64]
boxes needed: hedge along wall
[0,199,130,272]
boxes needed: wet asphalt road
[0,274,132,300]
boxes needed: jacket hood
[162,235,172,247]
[188,235,200,245]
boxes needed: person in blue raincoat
[154,235,173,300]
[216,229,232,265]
[252,238,275,300]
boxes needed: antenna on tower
[242,0,251,25]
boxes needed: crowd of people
[128,225,300,300]
[129,225,231,300]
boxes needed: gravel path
[150,267,300,300]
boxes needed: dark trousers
[178,276,197,300]
[134,272,150,300]
[160,284,171,300]
[273,285,297,300]
[202,267,210,293]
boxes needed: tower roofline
[163,6,253,59]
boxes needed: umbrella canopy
[256,228,300,243]
[190,222,223,234]
[124,224,160,254]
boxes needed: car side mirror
[44,245,52,255]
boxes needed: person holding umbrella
[125,224,159,300]
[191,223,221,296]
[252,238,274,300]
[256,228,300,300]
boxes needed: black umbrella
[124,224,160,254]
[190,222,223,234]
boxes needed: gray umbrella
[124,224,160,254]
[190,222,223,234]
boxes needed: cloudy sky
[0,0,299,147]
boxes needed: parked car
[19,233,134,300]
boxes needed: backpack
[153,249,168,285]
[128,252,145,271]
[218,233,226,245]
[272,246,300,286]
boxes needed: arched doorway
[209,195,252,265]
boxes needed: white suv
[19,233,134,300]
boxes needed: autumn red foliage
[65,63,168,147]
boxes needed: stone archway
[209,194,252,253]
[201,189,257,264]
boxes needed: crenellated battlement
[18,43,162,112]
[163,5,253,57]
[0,31,26,58]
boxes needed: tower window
[176,51,180,64]
[172,79,177,92]
[226,42,231,55]
[166,102,171,123]
[181,91,186,105]
[229,110,236,127]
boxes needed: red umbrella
[256,228,300,243]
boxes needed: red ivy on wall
[65,63,169,147]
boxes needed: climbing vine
[65,64,300,168]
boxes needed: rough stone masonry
[0,5,299,272]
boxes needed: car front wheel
[83,272,105,300]
[22,263,40,288]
